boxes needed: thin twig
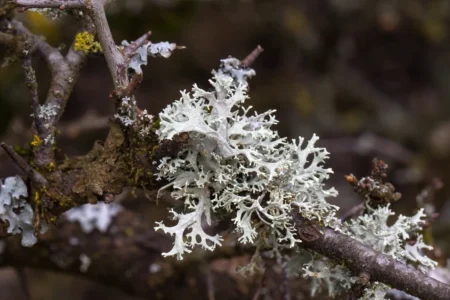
[88,0,128,89]
[123,31,152,62]
[13,0,86,9]
[110,73,143,100]
[23,56,46,135]
[0,142,48,186]
[123,73,143,98]
[241,45,264,67]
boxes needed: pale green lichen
[64,202,122,233]
[154,57,338,260]
[153,57,437,300]
[0,176,47,246]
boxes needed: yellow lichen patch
[31,135,42,147]
[47,162,55,172]
[34,191,40,202]
[74,31,102,54]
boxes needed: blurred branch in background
[1,0,450,299]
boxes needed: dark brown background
[1,0,450,299]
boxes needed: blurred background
[1,0,450,299]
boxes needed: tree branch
[88,0,128,89]
[12,20,65,74]
[22,55,46,135]
[8,18,94,168]
[12,0,86,9]
[293,215,450,300]
[123,31,151,62]
[240,45,264,67]
[0,208,256,299]
[3,5,448,300]
[0,142,48,187]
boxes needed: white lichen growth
[404,234,437,273]
[155,57,338,260]
[136,109,154,137]
[0,176,46,247]
[63,202,122,233]
[293,204,437,299]
[114,96,136,127]
[30,103,60,132]
[284,251,358,297]
[114,96,154,136]
[79,253,91,273]
[215,57,256,86]
[121,40,182,74]
[148,42,179,58]
[343,205,437,273]
[292,204,437,299]
[152,56,439,300]
[37,103,60,120]
[44,134,55,145]
[361,282,391,300]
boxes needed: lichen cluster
[0,176,47,246]
[154,58,338,259]
[154,58,438,299]
[64,202,122,233]
[121,40,180,74]
[74,31,102,54]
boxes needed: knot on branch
[291,211,323,243]
[297,222,322,242]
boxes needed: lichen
[343,205,437,273]
[47,162,55,172]
[74,31,102,54]
[66,122,128,202]
[64,202,122,233]
[152,56,438,300]
[0,176,47,246]
[154,57,338,260]
[31,135,42,147]
[121,40,182,74]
